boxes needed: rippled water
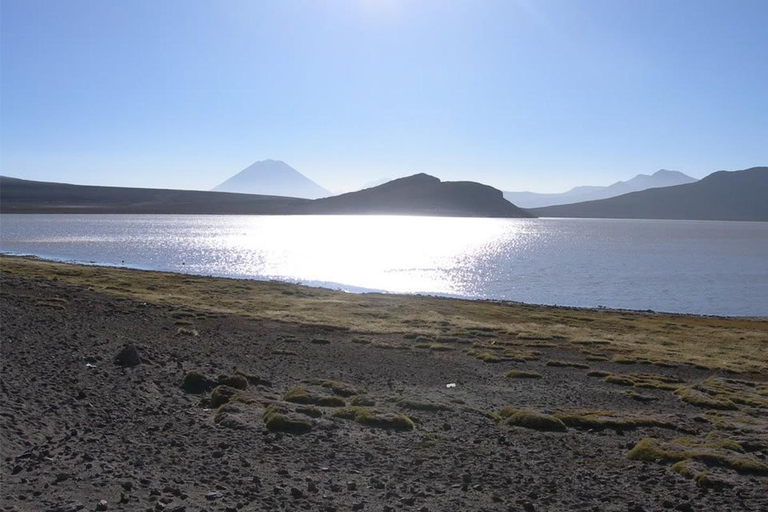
[1,214,767,316]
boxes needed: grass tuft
[506,370,542,379]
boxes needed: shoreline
[1,252,762,321]
[1,253,767,374]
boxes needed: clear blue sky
[2,0,767,193]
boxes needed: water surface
[1,214,766,316]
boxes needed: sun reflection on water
[205,215,532,295]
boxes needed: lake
[1,214,766,317]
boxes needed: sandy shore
[1,256,767,511]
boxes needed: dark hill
[0,176,308,214]
[308,174,534,217]
[530,167,768,221]
[0,174,533,218]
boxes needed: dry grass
[506,370,543,379]
[4,255,767,373]
[628,438,768,476]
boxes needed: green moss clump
[317,396,347,407]
[628,438,768,476]
[332,407,415,431]
[181,370,216,393]
[675,387,738,410]
[554,411,679,432]
[429,344,454,352]
[604,375,636,386]
[296,405,323,418]
[351,337,371,344]
[465,349,503,363]
[350,395,376,407]
[502,349,540,361]
[546,360,589,369]
[502,410,567,432]
[210,385,240,408]
[506,370,542,379]
[627,391,659,402]
[263,406,314,434]
[284,386,346,407]
[585,355,609,361]
[586,370,611,378]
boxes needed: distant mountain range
[213,160,330,199]
[504,169,698,208]
[0,174,531,218]
[530,167,768,221]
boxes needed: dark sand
[1,264,766,512]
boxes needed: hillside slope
[0,176,308,214]
[309,173,534,218]
[530,167,768,221]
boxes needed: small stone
[95,500,108,511]
[290,487,304,499]
[204,492,222,501]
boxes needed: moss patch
[554,411,679,432]
[332,407,414,431]
[263,405,314,434]
[499,409,567,432]
[506,370,542,379]
[283,386,346,407]
[210,385,240,408]
[675,387,738,410]
[546,360,589,369]
[627,438,768,476]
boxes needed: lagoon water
[1,214,767,317]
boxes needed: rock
[181,371,216,394]
[95,500,108,511]
[217,374,248,390]
[290,487,304,499]
[204,491,222,501]
[114,345,141,367]
[311,338,331,345]
[47,503,85,512]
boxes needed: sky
[1,0,767,194]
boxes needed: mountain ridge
[0,174,532,218]
[529,167,768,221]
[505,169,698,208]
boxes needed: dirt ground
[1,265,766,512]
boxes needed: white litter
[446,383,457,388]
